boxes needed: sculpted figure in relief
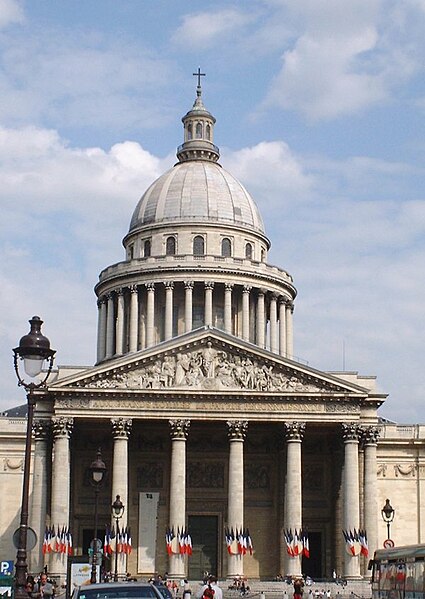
[84,343,337,393]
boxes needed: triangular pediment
[51,328,369,396]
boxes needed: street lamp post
[89,449,107,584]
[381,498,395,540]
[111,495,125,582]
[12,316,56,599]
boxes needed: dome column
[115,288,125,356]
[270,293,278,353]
[242,285,251,341]
[257,289,266,348]
[362,427,380,576]
[145,283,155,347]
[105,293,115,360]
[184,282,194,332]
[224,283,233,334]
[96,297,107,362]
[342,424,361,579]
[286,302,294,358]
[279,298,287,357]
[227,421,247,578]
[129,285,139,353]
[165,281,174,340]
[205,282,214,327]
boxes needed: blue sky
[0,0,424,422]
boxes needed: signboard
[70,563,100,592]
[383,539,395,548]
[0,562,13,577]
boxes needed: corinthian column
[286,302,294,358]
[50,417,74,583]
[111,418,132,577]
[342,423,361,578]
[283,422,305,576]
[184,282,194,332]
[169,419,190,578]
[224,283,233,334]
[205,282,214,327]
[129,285,139,353]
[242,286,251,341]
[227,420,248,578]
[270,293,278,353]
[165,281,174,340]
[279,299,286,357]
[362,426,380,574]
[30,419,50,573]
[145,282,155,347]
[257,290,265,347]
[115,288,125,355]
[105,293,115,359]
[96,297,107,362]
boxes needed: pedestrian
[33,573,54,599]
[183,580,192,599]
[198,576,223,599]
[293,578,304,599]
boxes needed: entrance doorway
[302,532,322,579]
[188,516,219,581]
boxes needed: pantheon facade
[1,82,424,585]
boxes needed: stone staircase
[193,581,372,599]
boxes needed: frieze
[245,464,270,489]
[377,463,387,477]
[137,463,164,488]
[394,463,417,477]
[187,461,225,488]
[3,457,23,471]
[77,342,348,393]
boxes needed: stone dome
[129,160,265,235]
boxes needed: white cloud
[172,9,255,48]
[0,0,24,29]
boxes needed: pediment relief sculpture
[79,342,348,394]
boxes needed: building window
[221,238,232,257]
[193,235,205,256]
[144,239,151,257]
[206,124,211,140]
[187,123,193,140]
[196,122,203,139]
[166,236,176,256]
[245,243,253,259]
[128,244,134,260]
[261,248,265,262]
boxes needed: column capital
[227,420,248,440]
[169,419,190,439]
[342,422,362,442]
[278,296,287,306]
[270,292,279,301]
[204,281,215,290]
[286,301,294,313]
[52,416,74,439]
[258,287,266,296]
[111,418,133,439]
[184,281,194,290]
[116,287,124,297]
[32,419,51,440]
[284,421,305,441]
[225,282,234,292]
[242,284,252,294]
[361,425,381,446]
[164,281,174,290]
[129,284,138,294]
[97,296,106,308]
[106,291,114,301]
[145,282,155,292]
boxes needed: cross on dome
[193,67,206,89]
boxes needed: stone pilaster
[96,297,107,362]
[115,288,125,356]
[168,419,190,578]
[165,281,174,340]
[242,285,251,341]
[129,285,139,353]
[50,417,74,583]
[227,420,248,578]
[283,422,305,576]
[30,419,51,573]
[342,423,361,578]
[184,282,194,332]
[205,282,214,327]
[111,418,132,576]
[145,282,155,347]
[362,426,380,573]
[224,283,233,334]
